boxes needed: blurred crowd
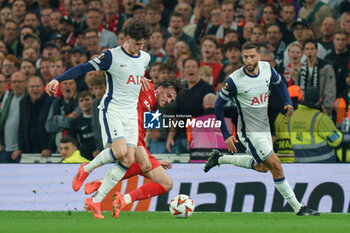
[0,0,349,163]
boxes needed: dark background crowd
[0,0,349,163]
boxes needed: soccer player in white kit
[45,20,150,218]
[204,41,319,216]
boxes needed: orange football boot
[84,180,102,195]
[85,197,104,219]
[72,163,89,191]
[112,192,127,218]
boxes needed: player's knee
[112,147,128,159]
[141,162,152,174]
[162,178,173,192]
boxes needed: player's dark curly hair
[157,78,185,98]
[241,41,260,53]
[123,19,150,40]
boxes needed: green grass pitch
[1,211,349,233]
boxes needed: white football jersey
[220,61,282,136]
[89,46,150,112]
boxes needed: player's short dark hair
[60,135,77,147]
[183,57,200,68]
[224,41,241,53]
[302,38,317,50]
[157,78,184,97]
[123,19,149,40]
[78,90,93,99]
[241,41,260,53]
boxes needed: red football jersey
[137,83,156,146]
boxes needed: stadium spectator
[42,41,60,58]
[60,135,90,163]
[132,3,146,21]
[71,0,88,31]
[3,20,20,56]
[193,0,216,45]
[0,40,8,55]
[297,39,336,116]
[67,91,96,161]
[207,6,222,38]
[199,35,223,90]
[289,87,341,163]
[166,57,215,153]
[57,16,76,46]
[120,0,136,23]
[173,40,189,61]
[39,7,53,35]
[84,29,103,56]
[199,66,213,86]
[208,1,237,43]
[22,47,39,65]
[45,78,80,148]
[325,30,350,97]
[12,0,27,24]
[238,0,259,28]
[250,24,266,45]
[279,3,296,45]
[174,2,196,38]
[283,43,303,87]
[90,75,106,155]
[19,59,36,79]
[102,0,124,34]
[18,75,55,157]
[261,4,279,25]
[339,12,350,41]
[86,8,117,49]
[217,41,242,91]
[168,12,198,57]
[70,47,88,67]
[145,3,167,36]
[266,23,286,71]
[175,50,192,80]
[318,17,336,56]
[23,33,41,55]
[148,29,168,67]
[49,10,63,34]
[40,57,52,84]
[298,0,332,38]
[0,71,26,163]
[0,73,9,112]
[242,21,254,43]
[88,0,103,11]
[0,7,14,30]
[1,54,19,83]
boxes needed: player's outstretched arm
[45,62,95,96]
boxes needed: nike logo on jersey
[120,64,127,67]
[244,89,252,94]
[81,125,88,130]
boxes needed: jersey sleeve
[216,78,237,140]
[88,49,113,71]
[270,65,292,106]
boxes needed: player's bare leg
[263,153,319,216]
[135,146,152,174]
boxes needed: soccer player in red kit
[84,79,183,218]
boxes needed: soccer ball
[169,194,195,218]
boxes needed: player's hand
[159,160,172,170]
[283,104,294,118]
[141,77,151,92]
[166,136,175,152]
[92,150,100,158]
[11,150,22,160]
[225,136,238,154]
[41,149,52,157]
[45,79,59,96]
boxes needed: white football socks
[84,148,115,173]
[218,155,254,169]
[274,178,302,213]
[123,194,132,204]
[92,161,128,203]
